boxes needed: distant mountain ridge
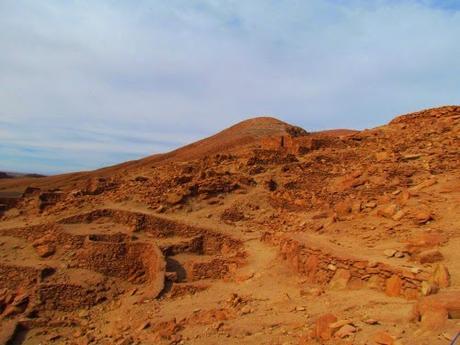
[0,171,46,179]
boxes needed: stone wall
[0,224,53,242]
[139,243,166,298]
[0,196,19,210]
[76,237,165,298]
[59,208,243,255]
[36,284,102,311]
[259,135,347,155]
[0,224,87,250]
[38,192,66,211]
[184,258,231,281]
[262,232,428,299]
[0,264,43,290]
[160,235,204,256]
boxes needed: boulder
[384,249,397,257]
[365,201,377,209]
[417,249,444,264]
[385,275,402,297]
[314,313,338,340]
[420,281,439,296]
[431,264,450,288]
[328,319,352,330]
[414,210,433,224]
[421,308,448,331]
[335,200,352,218]
[35,244,56,258]
[394,251,404,258]
[392,209,407,221]
[404,232,446,254]
[373,331,395,345]
[304,255,319,283]
[335,324,357,338]
[363,318,379,325]
[411,178,437,192]
[329,269,351,290]
[0,321,19,345]
[165,192,184,205]
[378,204,398,218]
[412,291,460,330]
[375,152,391,161]
[367,275,383,290]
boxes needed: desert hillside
[0,117,307,195]
[0,105,459,345]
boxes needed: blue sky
[1,0,459,174]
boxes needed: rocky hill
[0,105,459,344]
[0,172,12,179]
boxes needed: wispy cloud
[0,119,202,173]
[0,0,459,173]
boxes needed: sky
[1,0,459,174]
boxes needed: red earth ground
[0,105,459,344]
